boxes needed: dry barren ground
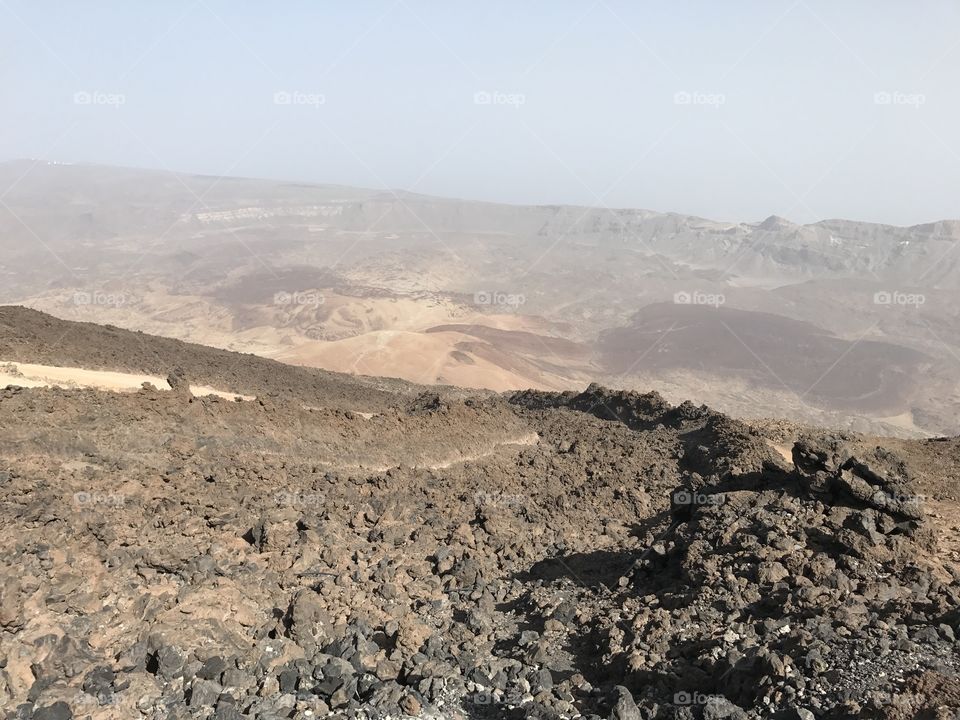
[0,308,958,720]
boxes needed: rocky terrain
[1,308,959,719]
[2,161,958,437]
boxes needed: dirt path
[0,360,254,400]
[310,431,541,472]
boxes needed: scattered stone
[0,371,957,719]
[32,702,72,720]
[609,686,642,720]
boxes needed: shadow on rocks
[519,549,638,590]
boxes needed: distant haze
[3,161,958,437]
[2,1,960,225]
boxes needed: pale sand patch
[872,411,924,435]
[0,361,253,400]
[274,329,568,392]
[771,442,794,464]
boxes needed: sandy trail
[312,432,541,473]
[0,360,253,401]
[421,431,540,470]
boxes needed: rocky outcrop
[0,374,957,719]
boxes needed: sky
[2,0,959,226]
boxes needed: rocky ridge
[0,323,958,719]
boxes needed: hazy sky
[3,1,959,225]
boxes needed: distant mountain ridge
[1,161,957,437]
